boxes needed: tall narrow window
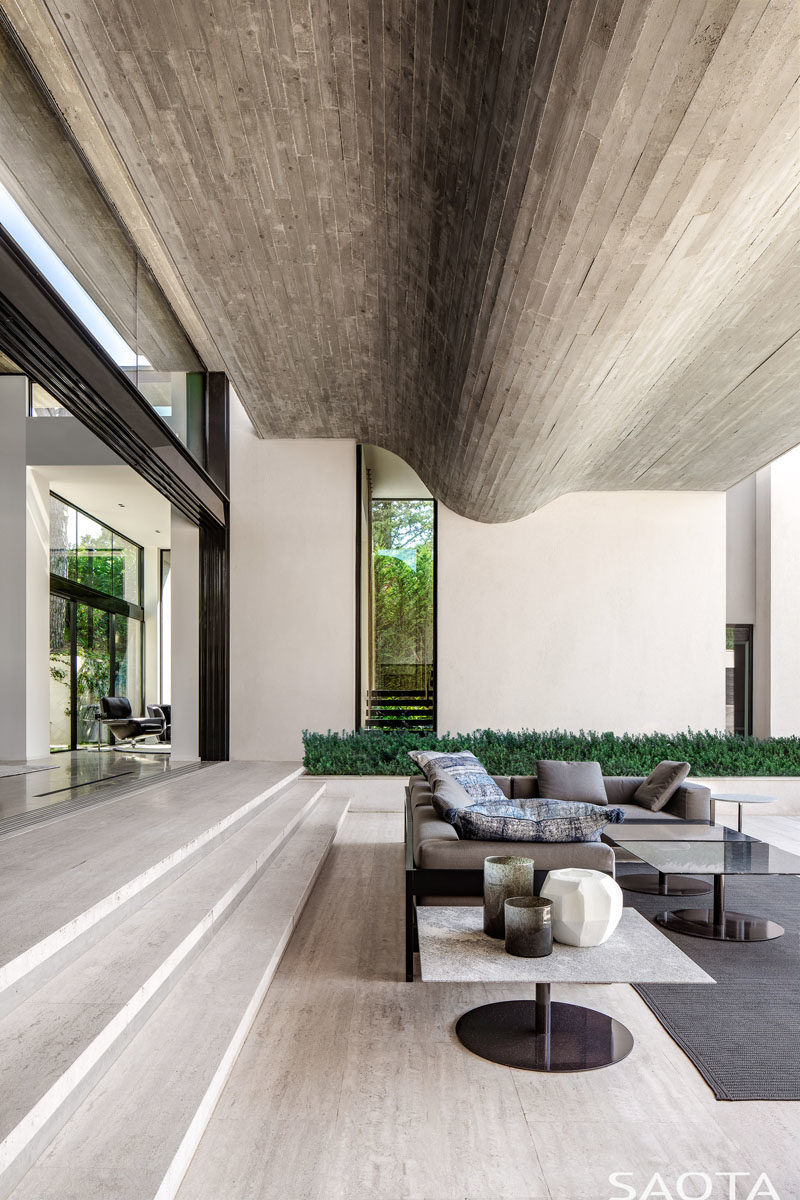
[725,625,753,737]
[357,446,436,731]
[367,499,435,730]
[48,493,145,751]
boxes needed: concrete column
[170,508,199,760]
[766,447,800,735]
[142,546,160,709]
[25,468,51,758]
[753,467,772,738]
[0,376,29,760]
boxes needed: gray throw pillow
[429,770,473,825]
[633,760,690,812]
[457,798,624,843]
[408,749,505,804]
[536,760,607,806]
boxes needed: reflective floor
[0,749,182,825]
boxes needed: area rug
[619,865,800,1100]
[0,763,58,778]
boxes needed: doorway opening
[358,447,436,732]
[725,624,753,738]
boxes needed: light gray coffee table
[416,906,713,1072]
[710,792,775,832]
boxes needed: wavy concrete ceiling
[3,0,799,521]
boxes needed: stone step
[0,761,304,1017]
[7,796,348,1200]
[0,778,327,1200]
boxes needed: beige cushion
[416,833,614,872]
[602,776,645,805]
[536,760,607,806]
[633,761,690,812]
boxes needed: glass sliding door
[75,604,111,745]
[113,615,142,713]
[48,492,145,751]
[49,594,72,751]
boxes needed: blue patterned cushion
[456,798,625,843]
[408,749,505,804]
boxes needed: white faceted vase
[540,868,623,947]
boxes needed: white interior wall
[229,399,355,760]
[437,492,727,735]
[170,509,199,760]
[0,377,30,760]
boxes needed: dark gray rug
[618,865,800,1100]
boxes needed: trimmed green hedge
[302,727,800,777]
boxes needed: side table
[710,792,775,833]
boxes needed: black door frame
[0,225,230,759]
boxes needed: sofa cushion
[408,750,505,804]
[613,802,683,822]
[415,829,615,872]
[536,760,607,806]
[457,798,624,843]
[429,771,473,824]
[413,805,460,863]
[601,776,646,806]
[633,760,691,812]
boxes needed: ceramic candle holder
[504,896,553,958]
[483,855,535,938]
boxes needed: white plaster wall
[725,475,756,624]
[25,469,50,758]
[766,446,800,736]
[170,509,199,760]
[438,492,726,735]
[229,401,355,760]
[0,377,29,760]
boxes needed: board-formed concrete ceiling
[3,0,799,521]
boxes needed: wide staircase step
[6,794,348,1200]
[0,777,330,1200]
[0,761,303,1017]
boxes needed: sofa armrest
[661,782,711,821]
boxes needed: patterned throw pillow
[456,798,625,843]
[408,749,505,804]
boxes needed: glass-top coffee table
[611,836,800,942]
[416,906,713,1072]
[609,821,752,896]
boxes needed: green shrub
[302,727,800,777]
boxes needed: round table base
[656,908,784,942]
[455,999,634,1072]
[621,872,712,897]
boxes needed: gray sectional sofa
[404,771,711,979]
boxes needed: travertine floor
[176,812,800,1200]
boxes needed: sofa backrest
[408,773,709,817]
[409,773,652,806]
